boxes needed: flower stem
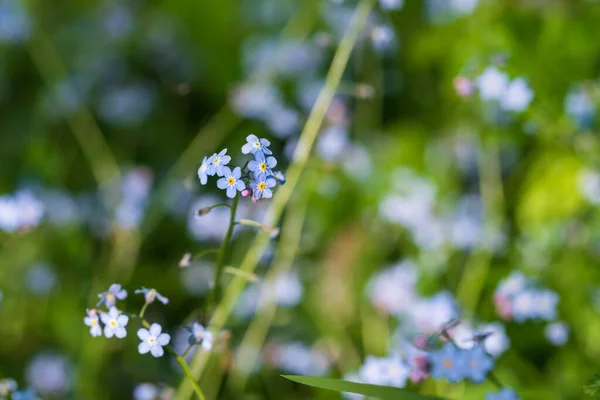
[167,345,207,400]
[182,343,195,359]
[211,194,240,306]
[139,303,149,319]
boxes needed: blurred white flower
[26,353,71,396]
[477,66,509,101]
[501,78,534,112]
[565,86,594,127]
[379,0,404,11]
[545,321,569,346]
[368,261,419,315]
[578,168,600,204]
[317,125,349,161]
[26,263,57,296]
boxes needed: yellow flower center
[253,142,261,148]
[257,182,267,191]
[148,337,156,345]
[443,358,452,368]
[92,319,98,326]
[213,157,221,165]
[109,320,117,328]
[227,177,236,185]
[259,162,267,171]
[106,293,115,303]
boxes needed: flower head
[197,156,211,185]
[97,283,127,308]
[248,151,277,179]
[249,176,276,201]
[100,307,129,339]
[184,322,214,350]
[134,287,169,305]
[242,134,272,155]
[11,388,41,400]
[84,309,102,337]
[273,171,286,185]
[462,345,494,383]
[217,167,245,198]
[137,323,171,358]
[358,355,409,387]
[429,343,467,383]
[0,378,17,397]
[207,149,231,177]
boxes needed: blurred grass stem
[210,194,239,308]
[175,0,376,398]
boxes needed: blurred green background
[2,0,600,399]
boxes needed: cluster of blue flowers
[0,378,42,400]
[83,283,214,359]
[198,134,285,201]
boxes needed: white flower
[84,309,102,337]
[545,321,569,346]
[137,323,171,358]
[358,355,409,388]
[501,78,534,112]
[477,66,509,101]
[100,307,129,339]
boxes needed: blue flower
[137,323,171,358]
[11,388,41,400]
[217,167,245,198]
[100,307,129,339]
[0,378,17,397]
[463,346,494,383]
[250,176,276,200]
[197,156,211,185]
[273,171,286,185]
[486,388,520,400]
[248,151,277,179]
[97,283,127,308]
[242,134,272,155]
[84,309,102,337]
[429,343,467,383]
[134,287,169,305]
[207,149,231,177]
[184,322,214,350]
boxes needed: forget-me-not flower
[545,321,569,346]
[197,156,211,185]
[429,343,467,383]
[486,388,521,400]
[463,346,494,383]
[84,309,102,337]
[0,378,17,397]
[242,134,272,155]
[250,176,276,201]
[477,66,509,101]
[207,149,231,177]
[134,287,169,305]
[274,171,286,185]
[137,323,171,358]
[184,322,214,350]
[358,355,409,388]
[217,167,245,198]
[248,151,277,179]
[100,307,129,338]
[11,388,41,400]
[97,283,127,308]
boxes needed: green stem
[167,346,206,400]
[193,249,220,259]
[139,303,149,319]
[212,194,240,305]
[182,343,195,359]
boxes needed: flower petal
[221,155,231,165]
[247,134,258,143]
[266,177,276,188]
[117,289,127,299]
[259,138,270,147]
[217,178,228,189]
[157,333,171,346]
[218,148,228,157]
[117,315,129,326]
[248,160,259,171]
[138,341,151,354]
[150,344,164,358]
[100,313,110,324]
[137,328,150,341]
[254,151,266,163]
[241,143,253,154]
[266,156,277,168]
[235,180,245,190]
[115,327,127,339]
[226,186,236,198]
[263,188,273,198]
[156,293,169,304]
[150,323,162,337]
[109,307,119,318]
[104,326,115,338]
[232,167,241,179]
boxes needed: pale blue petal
[226,186,236,198]
[216,165,224,176]
[254,151,266,163]
[248,160,259,171]
[150,323,162,337]
[218,148,228,157]
[151,344,164,358]
[266,178,276,188]
[104,326,115,338]
[100,313,110,324]
[247,134,258,143]
[242,142,253,154]
[117,315,129,326]
[253,189,261,200]
[138,341,151,354]
[263,188,273,198]
[217,178,228,189]
[157,333,171,346]
[235,180,245,190]
[221,155,231,165]
[232,167,242,179]
[260,138,271,147]
[137,328,150,340]
[115,327,127,338]
[262,147,272,155]
[266,156,277,168]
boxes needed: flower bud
[145,289,157,304]
[179,253,192,268]
[197,207,212,216]
[241,189,251,197]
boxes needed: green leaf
[282,375,446,400]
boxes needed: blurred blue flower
[242,134,273,155]
[207,149,231,177]
[217,167,245,198]
[501,78,534,112]
[184,322,214,350]
[429,343,467,383]
[0,0,31,44]
[197,156,211,185]
[379,0,404,10]
[463,346,494,383]
[250,176,276,201]
[84,309,102,337]
[0,378,17,398]
[97,283,128,308]
[11,388,41,400]
[134,287,169,305]
[133,383,158,400]
[533,290,559,321]
[26,352,72,396]
[486,388,520,400]
[477,66,509,101]
[137,323,171,358]
[358,355,409,387]
[249,151,277,179]
[510,290,537,322]
[565,86,594,128]
[100,307,129,339]
[545,321,569,346]
[98,83,156,126]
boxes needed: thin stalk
[167,346,207,400]
[176,1,376,398]
[212,194,240,305]
[139,303,149,319]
